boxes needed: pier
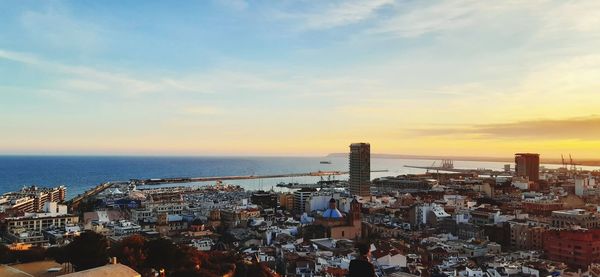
[404,163,506,176]
[68,170,389,211]
[68,182,116,211]
[130,170,389,185]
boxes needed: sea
[1,156,599,200]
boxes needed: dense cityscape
[3,1,600,276]
[2,143,600,276]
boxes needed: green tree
[46,246,67,264]
[110,234,147,273]
[145,238,179,272]
[300,224,327,240]
[0,244,14,264]
[64,231,109,271]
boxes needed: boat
[277,182,299,188]
[320,160,332,164]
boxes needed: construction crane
[441,159,454,169]
[561,154,567,169]
[569,154,577,172]
[426,161,436,174]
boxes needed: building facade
[2,212,79,246]
[509,220,546,250]
[314,198,362,239]
[551,209,600,229]
[1,186,67,215]
[522,201,564,216]
[293,188,316,214]
[543,230,600,269]
[279,193,294,211]
[349,143,371,198]
[251,191,278,210]
[515,153,540,182]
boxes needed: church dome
[323,198,343,219]
[323,208,344,219]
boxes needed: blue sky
[2,0,600,157]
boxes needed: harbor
[129,169,388,185]
[67,169,389,211]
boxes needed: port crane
[560,153,579,174]
[569,154,577,172]
[426,161,437,174]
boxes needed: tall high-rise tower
[349,143,370,198]
[515,153,540,182]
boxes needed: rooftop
[322,208,344,219]
[0,260,63,277]
[59,264,140,277]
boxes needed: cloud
[266,0,524,36]
[519,54,600,96]
[273,0,394,30]
[362,0,600,40]
[539,0,600,35]
[20,5,106,51]
[0,49,161,96]
[0,49,290,98]
[411,115,600,140]
[0,49,392,107]
[367,0,490,37]
[0,49,42,64]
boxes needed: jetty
[130,170,389,185]
[67,170,389,211]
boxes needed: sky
[1,0,600,158]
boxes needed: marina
[67,169,389,211]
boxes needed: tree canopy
[64,231,109,271]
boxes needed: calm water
[1,156,598,199]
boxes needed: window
[342,231,345,237]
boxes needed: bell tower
[349,198,361,224]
